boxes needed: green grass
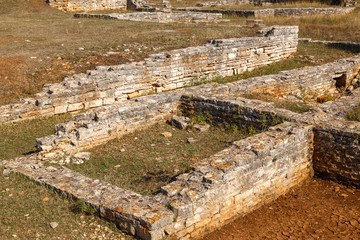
[0,170,130,240]
[243,93,311,113]
[0,114,72,160]
[68,122,248,196]
[345,103,360,121]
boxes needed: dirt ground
[202,178,360,240]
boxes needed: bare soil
[202,178,360,240]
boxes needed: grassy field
[0,170,131,240]
[0,0,256,105]
[0,114,72,161]
[1,0,360,238]
[345,103,360,121]
[263,7,360,42]
[68,121,248,196]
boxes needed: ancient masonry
[74,11,223,23]
[47,0,150,11]
[2,25,360,239]
[178,7,355,17]
[0,26,298,124]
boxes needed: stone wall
[156,122,314,239]
[178,7,355,17]
[0,25,298,124]
[2,121,314,240]
[4,56,360,239]
[74,11,223,23]
[35,53,360,158]
[47,0,127,12]
[313,124,360,188]
[196,0,250,7]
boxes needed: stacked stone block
[74,11,223,23]
[47,0,127,11]
[178,7,355,17]
[0,26,298,124]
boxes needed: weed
[345,103,360,122]
[248,125,259,135]
[191,112,212,125]
[0,113,72,160]
[73,199,96,215]
[165,201,174,211]
[272,157,278,163]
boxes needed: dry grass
[345,103,360,121]
[262,8,360,42]
[0,170,130,240]
[0,0,256,105]
[0,114,72,161]
[68,121,248,196]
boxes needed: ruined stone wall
[313,125,360,188]
[47,0,127,12]
[222,54,360,97]
[0,26,298,124]
[74,11,223,23]
[36,91,183,157]
[157,122,314,239]
[3,121,314,240]
[35,54,360,158]
[273,7,355,16]
[179,7,355,17]
[196,0,250,7]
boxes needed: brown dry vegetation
[0,0,256,105]
[68,121,249,196]
[262,7,360,42]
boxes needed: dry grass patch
[345,103,360,121]
[262,8,360,42]
[68,121,249,196]
[0,170,130,240]
[0,114,72,161]
[0,0,257,105]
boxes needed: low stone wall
[313,124,360,188]
[36,91,183,157]
[47,0,151,11]
[74,11,223,23]
[47,0,127,12]
[2,120,314,240]
[220,54,360,97]
[299,38,360,49]
[0,26,298,124]
[196,0,250,7]
[274,7,355,16]
[157,122,314,239]
[177,7,355,17]
[35,54,360,158]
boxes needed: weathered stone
[171,115,190,129]
[0,26,298,124]
[193,124,210,132]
